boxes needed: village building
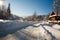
[48,0,60,24]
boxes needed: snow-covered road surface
[0,20,36,38]
[0,21,60,40]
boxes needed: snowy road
[0,21,60,40]
[0,20,36,38]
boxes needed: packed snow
[0,20,60,40]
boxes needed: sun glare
[0,0,4,5]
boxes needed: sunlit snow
[0,20,60,40]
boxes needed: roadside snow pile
[0,19,4,22]
[0,20,13,23]
[0,19,24,23]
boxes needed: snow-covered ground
[0,20,36,37]
[0,20,60,40]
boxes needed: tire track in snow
[40,24,57,40]
[43,25,60,40]
[38,25,52,40]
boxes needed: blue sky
[5,0,53,17]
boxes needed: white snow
[0,21,60,40]
[53,24,60,30]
